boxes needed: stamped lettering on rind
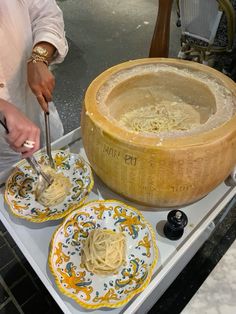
[102,144,137,167]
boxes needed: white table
[0,128,235,314]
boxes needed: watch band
[32,46,49,58]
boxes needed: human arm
[27,0,68,65]
[0,99,40,157]
[26,0,68,111]
[27,52,55,112]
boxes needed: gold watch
[33,46,49,58]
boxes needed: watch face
[33,46,48,57]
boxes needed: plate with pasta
[48,200,158,309]
[4,150,94,223]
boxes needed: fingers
[47,77,55,93]
[21,135,40,157]
[22,126,40,156]
[1,100,41,158]
[22,146,39,158]
[44,88,53,103]
[12,134,30,149]
[10,145,31,154]
[5,129,21,145]
[7,125,40,156]
[36,94,48,112]
[27,62,55,112]
[23,140,36,148]
[30,126,40,153]
[10,138,40,156]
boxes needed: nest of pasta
[35,166,72,207]
[81,229,126,275]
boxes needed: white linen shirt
[0,0,68,171]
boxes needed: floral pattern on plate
[48,200,158,309]
[4,150,94,223]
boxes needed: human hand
[0,99,40,157]
[27,61,55,112]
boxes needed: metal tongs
[44,111,55,169]
[0,118,53,195]
[27,155,54,200]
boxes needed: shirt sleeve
[26,0,68,64]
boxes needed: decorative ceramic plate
[4,150,94,223]
[49,200,158,309]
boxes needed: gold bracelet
[27,54,49,66]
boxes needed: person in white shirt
[0,0,68,171]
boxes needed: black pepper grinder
[163,210,188,240]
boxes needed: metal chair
[149,0,236,65]
[177,0,235,64]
